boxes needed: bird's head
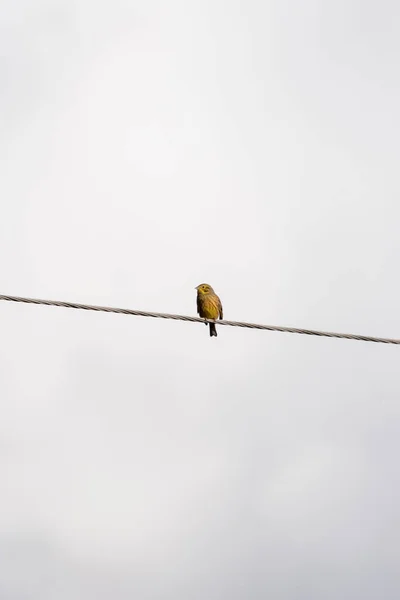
[196,283,214,295]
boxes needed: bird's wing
[218,297,223,320]
[196,295,202,316]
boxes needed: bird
[195,283,223,337]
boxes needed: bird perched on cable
[195,283,223,337]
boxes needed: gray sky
[1,1,400,598]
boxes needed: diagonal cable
[0,293,399,345]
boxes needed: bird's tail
[209,323,217,337]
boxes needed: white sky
[1,1,400,598]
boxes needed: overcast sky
[1,1,400,598]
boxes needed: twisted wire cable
[0,294,398,345]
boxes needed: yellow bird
[195,283,223,337]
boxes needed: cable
[0,293,398,345]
